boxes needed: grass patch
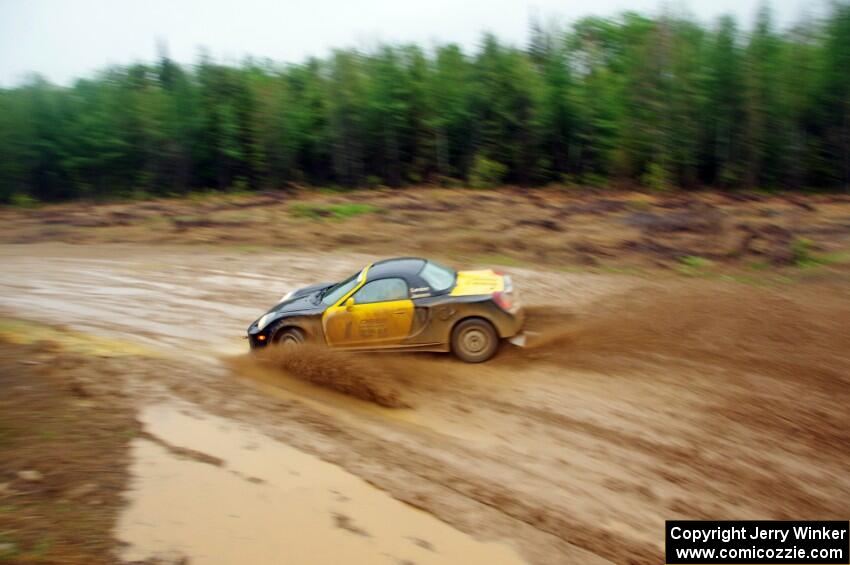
[675,255,714,276]
[747,260,771,271]
[817,251,850,264]
[626,198,652,211]
[477,254,527,268]
[792,238,817,267]
[25,537,53,559]
[7,194,40,208]
[0,532,18,559]
[556,264,595,274]
[230,244,263,254]
[290,202,380,220]
[793,239,850,268]
[679,255,712,269]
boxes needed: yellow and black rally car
[247,257,524,362]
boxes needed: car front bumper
[246,325,271,349]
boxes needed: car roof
[366,257,427,280]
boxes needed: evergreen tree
[1,4,848,202]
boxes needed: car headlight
[256,313,275,331]
[279,291,294,303]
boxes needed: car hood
[268,282,333,314]
[248,282,335,334]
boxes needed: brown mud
[0,340,139,564]
[1,243,849,564]
[118,402,525,565]
[514,283,850,378]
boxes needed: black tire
[451,318,499,363]
[274,326,305,347]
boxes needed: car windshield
[320,270,362,306]
[419,260,456,292]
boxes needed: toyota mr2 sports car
[246,257,525,363]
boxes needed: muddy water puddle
[118,402,525,564]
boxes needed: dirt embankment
[2,188,850,272]
[0,340,139,564]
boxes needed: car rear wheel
[274,327,305,347]
[451,318,499,363]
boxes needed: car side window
[353,278,409,304]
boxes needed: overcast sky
[0,0,822,86]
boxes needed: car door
[323,278,414,348]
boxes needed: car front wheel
[451,318,499,363]
[274,327,305,347]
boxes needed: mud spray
[230,281,850,407]
[231,344,410,408]
[513,282,850,385]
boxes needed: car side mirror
[344,297,355,311]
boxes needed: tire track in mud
[220,366,654,564]
[226,282,850,563]
[228,346,660,562]
[177,356,620,564]
[479,392,845,517]
[2,245,849,564]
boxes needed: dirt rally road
[1,243,849,565]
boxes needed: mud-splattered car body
[246,257,524,362]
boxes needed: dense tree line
[1,4,849,202]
